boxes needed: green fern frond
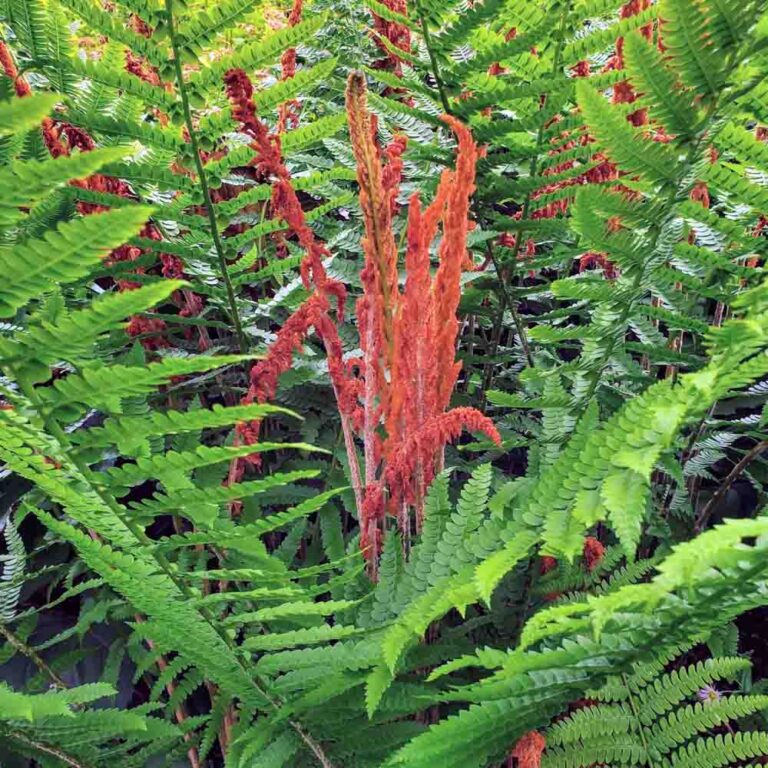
[102,440,322,490]
[5,280,185,371]
[38,354,251,417]
[175,0,255,56]
[243,624,364,652]
[252,57,339,115]
[661,0,727,100]
[0,93,58,134]
[576,81,678,185]
[128,470,320,521]
[0,206,153,318]
[190,14,328,90]
[74,401,295,452]
[0,146,126,229]
[0,515,25,623]
[623,31,698,137]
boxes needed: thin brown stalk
[0,623,68,689]
[7,731,94,768]
[694,440,768,533]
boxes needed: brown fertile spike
[384,408,501,515]
[432,115,479,412]
[369,0,411,76]
[278,0,304,131]
[346,72,492,565]
[508,731,546,768]
[346,72,400,365]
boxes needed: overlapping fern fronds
[1,0,768,767]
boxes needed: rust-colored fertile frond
[41,120,66,158]
[508,731,546,768]
[360,483,386,573]
[0,40,30,97]
[431,115,478,411]
[271,178,345,313]
[345,74,486,569]
[346,72,400,371]
[286,0,303,27]
[126,315,170,351]
[579,251,617,279]
[278,0,304,132]
[540,555,558,575]
[224,68,344,310]
[246,293,330,407]
[583,536,606,572]
[381,133,408,215]
[224,69,284,179]
[384,407,501,516]
[238,291,357,469]
[60,124,96,152]
[347,72,404,511]
[125,52,161,86]
[130,13,154,38]
[383,183,448,516]
[237,294,328,466]
[385,193,434,471]
[280,0,303,82]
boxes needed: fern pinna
[545,648,768,767]
[1,0,768,767]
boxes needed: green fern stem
[580,27,757,405]
[578,158,695,404]
[479,241,534,405]
[621,672,657,768]
[581,117,729,404]
[5,730,95,768]
[413,0,451,114]
[694,438,768,532]
[164,0,248,355]
[480,2,574,399]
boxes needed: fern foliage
[1,0,768,766]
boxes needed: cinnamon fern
[1,0,768,766]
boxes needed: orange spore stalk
[224,70,500,575]
[347,73,500,572]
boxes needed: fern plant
[2,0,768,766]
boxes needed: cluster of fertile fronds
[226,69,499,571]
[346,72,500,572]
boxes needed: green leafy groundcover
[1,0,768,766]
